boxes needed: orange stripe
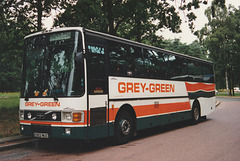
[108,108,119,122]
[134,102,191,118]
[21,102,191,125]
[185,82,215,92]
[108,102,191,122]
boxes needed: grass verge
[216,91,240,96]
[0,93,20,138]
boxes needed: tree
[0,0,69,92]
[195,1,240,95]
[54,0,212,44]
[0,0,226,92]
[0,0,33,92]
[22,0,63,31]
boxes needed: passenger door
[85,33,108,138]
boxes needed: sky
[43,0,240,44]
[160,0,240,44]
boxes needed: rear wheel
[192,104,200,125]
[114,111,133,144]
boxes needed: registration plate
[34,132,49,138]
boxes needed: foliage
[0,1,33,92]
[54,0,209,44]
[23,0,63,31]
[0,0,67,92]
[195,1,240,94]
[0,0,226,92]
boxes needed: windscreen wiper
[25,93,29,101]
[51,92,59,102]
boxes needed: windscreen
[21,31,84,98]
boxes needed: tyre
[191,104,200,125]
[114,111,133,145]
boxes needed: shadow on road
[23,118,210,154]
[135,118,209,141]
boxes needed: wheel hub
[194,107,199,120]
[120,119,131,135]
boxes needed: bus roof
[24,27,212,64]
[84,28,212,64]
[24,27,83,39]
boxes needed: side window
[109,42,144,77]
[143,49,159,78]
[86,35,107,94]
[168,54,177,78]
[157,52,169,79]
[143,50,170,79]
[72,33,84,95]
[129,46,144,77]
[188,60,203,82]
[202,63,214,83]
[109,42,128,76]
[168,56,188,81]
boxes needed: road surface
[1,97,240,161]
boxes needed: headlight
[62,112,72,122]
[62,111,84,122]
[66,113,72,121]
[19,111,24,120]
[27,112,32,119]
[52,113,57,120]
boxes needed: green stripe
[136,111,192,130]
[20,111,192,140]
[20,124,113,140]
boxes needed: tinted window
[202,63,214,83]
[86,35,107,94]
[169,56,188,81]
[72,34,84,95]
[129,46,145,76]
[186,60,214,82]
[109,42,144,77]
[107,40,214,83]
[157,52,169,79]
[143,49,159,77]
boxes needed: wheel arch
[115,104,137,131]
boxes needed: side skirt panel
[136,111,192,130]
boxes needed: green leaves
[56,0,203,42]
[0,1,32,92]
[197,3,240,92]
[0,0,220,92]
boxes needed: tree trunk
[105,0,114,35]
[37,0,43,31]
[231,68,235,96]
[225,70,230,96]
[136,18,141,42]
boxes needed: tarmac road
[1,97,240,161]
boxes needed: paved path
[1,97,240,161]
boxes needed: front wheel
[114,111,133,144]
